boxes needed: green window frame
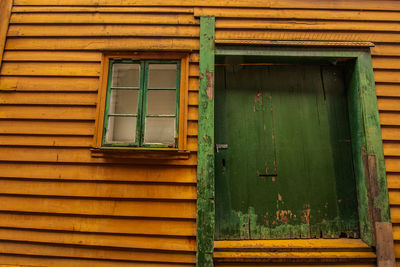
[102,59,181,148]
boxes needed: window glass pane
[148,64,177,89]
[147,90,176,115]
[106,116,136,143]
[109,89,139,115]
[144,117,175,145]
[112,63,140,87]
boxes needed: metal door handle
[215,144,228,153]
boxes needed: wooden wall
[201,2,399,265]
[0,1,199,267]
[0,0,399,266]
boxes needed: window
[94,53,189,153]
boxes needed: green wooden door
[215,64,360,240]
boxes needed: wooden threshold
[214,239,376,263]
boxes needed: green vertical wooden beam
[197,15,215,267]
[357,50,395,265]
[357,51,390,223]
[347,58,373,245]
[347,50,392,247]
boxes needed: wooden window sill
[90,147,190,160]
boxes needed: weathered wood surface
[0,1,399,266]
[0,0,12,69]
[11,0,400,11]
[214,64,358,240]
[197,15,215,267]
[0,3,199,267]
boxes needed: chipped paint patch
[205,68,214,101]
[253,91,263,112]
[303,204,311,226]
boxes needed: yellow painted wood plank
[214,239,371,250]
[0,120,94,135]
[392,224,400,240]
[389,191,400,205]
[10,13,198,24]
[0,76,99,91]
[0,213,196,236]
[0,147,198,165]
[0,254,195,267]
[372,45,400,56]
[0,92,97,105]
[189,53,199,63]
[188,106,198,120]
[188,120,198,136]
[381,127,400,141]
[0,241,195,263]
[0,228,196,252]
[12,6,194,13]
[11,0,400,11]
[189,63,199,77]
[187,136,198,151]
[0,179,196,200]
[0,162,197,183]
[379,112,400,126]
[3,51,101,62]
[373,57,400,70]
[378,97,400,111]
[374,70,400,83]
[1,62,100,77]
[189,77,199,91]
[0,195,196,219]
[187,121,198,136]
[194,7,400,22]
[216,19,400,32]
[387,174,400,191]
[0,105,96,120]
[0,135,92,147]
[0,0,12,69]
[215,30,400,43]
[8,25,200,37]
[394,241,400,258]
[376,83,400,97]
[188,91,199,106]
[385,157,400,173]
[6,37,199,51]
[213,251,376,260]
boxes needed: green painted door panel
[214,64,359,240]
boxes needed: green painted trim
[346,52,391,245]
[215,46,364,58]
[198,45,391,248]
[140,61,149,145]
[357,52,390,223]
[197,15,215,267]
[347,59,373,245]
[102,59,180,148]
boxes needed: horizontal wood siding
[1,0,400,266]
[0,2,199,266]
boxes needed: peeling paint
[303,204,311,226]
[205,68,214,101]
[253,91,263,112]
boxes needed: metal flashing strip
[216,40,375,47]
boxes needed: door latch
[215,144,228,153]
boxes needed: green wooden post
[347,56,374,245]
[357,51,391,224]
[197,16,215,267]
